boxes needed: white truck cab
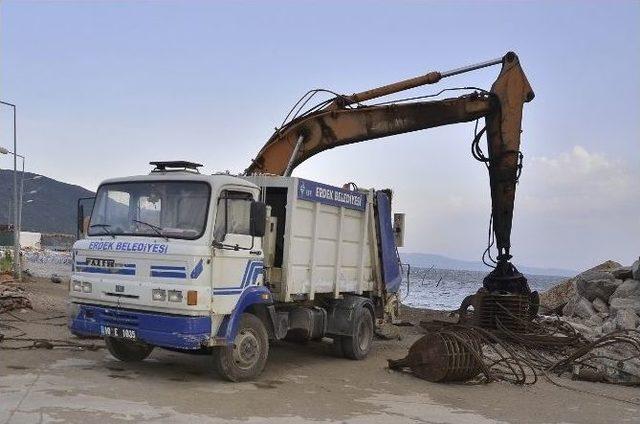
[69,161,403,381]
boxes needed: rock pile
[540,259,640,337]
[0,275,32,313]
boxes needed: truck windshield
[88,181,210,240]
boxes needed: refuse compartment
[244,176,385,302]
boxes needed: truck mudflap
[68,303,211,350]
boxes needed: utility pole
[1,101,20,281]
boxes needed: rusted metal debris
[390,291,640,389]
[388,328,483,382]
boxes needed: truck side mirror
[250,201,267,237]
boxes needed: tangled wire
[391,303,640,405]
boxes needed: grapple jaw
[482,259,531,295]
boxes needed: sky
[0,1,638,271]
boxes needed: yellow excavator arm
[245,52,534,292]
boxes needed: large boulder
[610,279,640,300]
[585,260,622,271]
[575,278,621,302]
[572,262,617,301]
[539,261,626,315]
[601,318,616,334]
[576,269,615,283]
[632,259,640,281]
[539,278,576,314]
[586,314,603,327]
[563,295,597,319]
[561,317,596,338]
[615,309,639,331]
[609,297,640,315]
[611,266,633,280]
[592,297,609,314]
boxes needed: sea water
[399,267,565,310]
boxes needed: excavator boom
[246,52,534,291]
[246,52,532,261]
[246,94,495,176]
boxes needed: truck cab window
[92,190,130,233]
[88,181,210,240]
[213,190,253,241]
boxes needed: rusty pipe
[330,55,505,108]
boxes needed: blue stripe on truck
[151,265,186,271]
[75,265,136,276]
[150,265,187,279]
[190,259,204,279]
[150,271,187,278]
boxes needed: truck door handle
[250,250,262,255]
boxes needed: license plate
[87,258,115,268]
[100,325,137,340]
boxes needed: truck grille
[100,309,139,328]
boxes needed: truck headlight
[81,282,92,293]
[72,280,82,292]
[168,290,183,302]
[152,289,166,301]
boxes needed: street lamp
[0,100,20,281]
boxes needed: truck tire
[105,338,154,362]
[341,306,374,360]
[213,313,269,382]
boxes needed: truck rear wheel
[105,338,154,362]
[341,307,374,360]
[213,313,269,382]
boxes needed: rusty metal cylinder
[394,329,483,382]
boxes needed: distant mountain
[0,169,94,235]
[400,252,576,277]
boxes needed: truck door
[211,189,263,302]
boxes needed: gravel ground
[0,277,638,423]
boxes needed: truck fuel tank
[285,307,327,342]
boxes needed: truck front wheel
[213,313,269,381]
[105,338,154,362]
[340,307,374,360]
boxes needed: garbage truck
[69,161,403,381]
